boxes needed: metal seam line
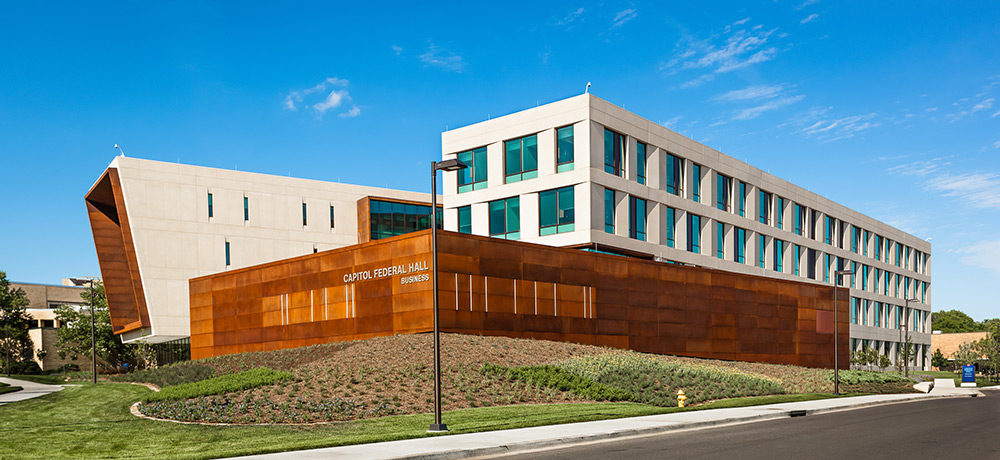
[485,275,488,313]
[469,274,473,312]
[534,281,538,315]
[513,279,517,315]
[455,273,458,311]
[310,290,314,323]
[554,283,557,316]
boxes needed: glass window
[687,214,701,254]
[824,253,831,282]
[774,239,784,272]
[636,142,646,185]
[734,227,746,263]
[758,190,771,224]
[738,181,746,217]
[504,134,538,183]
[665,207,675,248]
[329,205,335,228]
[557,126,574,172]
[604,188,615,234]
[776,197,784,229]
[863,230,870,257]
[851,226,859,253]
[717,173,733,211]
[208,192,213,218]
[225,241,230,266]
[540,186,575,235]
[457,147,488,193]
[862,265,869,291]
[875,235,882,259]
[369,199,440,240]
[458,206,472,234]
[794,204,804,236]
[794,244,801,276]
[824,216,833,245]
[629,196,647,241]
[604,128,625,177]
[489,197,520,240]
[302,202,308,226]
[243,196,249,221]
[692,164,701,203]
[850,297,857,324]
[665,153,684,196]
[716,222,725,259]
[758,234,766,268]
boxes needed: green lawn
[914,370,999,388]
[0,383,22,396]
[0,383,853,460]
[4,375,69,385]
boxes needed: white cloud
[994,140,1000,149]
[784,107,880,141]
[885,158,949,177]
[971,98,995,113]
[733,95,805,120]
[282,77,357,118]
[928,172,1000,209]
[339,105,361,118]
[959,241,1000,278]
[712,84,785,103]
[732,18,750,25]
[556,7,584,26]
[796,0,820,9]
[926,107,938,112]
[392,45,403,55]
[993,111,1000,118]
[680,74,715,88]
[800,14,819,24]
[668,25,781,77]
[611,8,637,28]
[419,42,466,73]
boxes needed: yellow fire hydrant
[677,389,687,408]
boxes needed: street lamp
[70,277,98,384]
[833,268,855,395]
[429,158,467,432]
[902,298,918,378]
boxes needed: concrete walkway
[0,377,64,406]
[231,389,988,460]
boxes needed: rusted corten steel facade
[84,168,151,335]
[190,230,848,368]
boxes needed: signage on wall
[343,260,430,285]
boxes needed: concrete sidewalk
[231,389,987,460]
[0,377,64,406]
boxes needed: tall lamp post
[429,158,467,432]
[833,268,855,395]
[70,277,98,384]
[902,298,918,378]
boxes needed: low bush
[143,367,295,403]
[1,361,42,375]
[831,370,912,385]
[111,363,215,387]
[481,363,633,402]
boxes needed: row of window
[457,126,576,193]
[850,297,929,332]
[369,199,442,241]
[457,186,576,240]
[850,339,930,367]
[206,192,336,229]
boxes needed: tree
[952,340,982,371]
[54,281,137,373]
[877,354,892,372]
[932,309,980,333]
[0,271,34,376]
[931,348,949,370]
[980,322,1000,382]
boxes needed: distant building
[931,331,989,369]
[12,281,92,371]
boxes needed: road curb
[382,393,968,460]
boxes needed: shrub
[830,370,912,385]
[481,363,633,402]
[144,367,295,403]
[111,363,215,387]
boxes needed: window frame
[504,134,539,184]
[603,128,625,177]
[540,186,575,236]
[556,125,575,172]
[457,147,488,193]
[489,196,521,240]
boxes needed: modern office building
[440,94,932,370]
[12,281,92,371]
[84,156,432,345]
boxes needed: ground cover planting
[107,333,918,424]
[0,382,21,395]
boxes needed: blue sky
[1,2,998,320]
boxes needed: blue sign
[962,364,976,383]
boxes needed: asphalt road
[497,395,1000,460]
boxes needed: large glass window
[604,188,615,234]
[629,196,646,241]
[850,297,858,324]
[557,126,574,172]
[794,244,801,276]
[665,153,684,196]
[505,134,538,183]
[604,128,625,177]
[824,216,833,245]
[875,235,882,260]
[851,226,859,253]
[758,234,766,268]
[457,147,488,193]
[794,204,804,236]
[738,181,746,217]
[636,142,647,185]
[687,214,701,254]
[774,239,784,272]
[540,186,575,235]
[717,173,732,211]
[489,197,520,240]
[776,197,784,229]
[862,265,869,291]
[665,207,675,248]
[692,164,702,203]
[734,227,746,263]
[758,190,771,224]
[896,242,902,266]
[716,222,725,259]
[369,199,441,240]
[824,253,831,282]
[457,205,472,234]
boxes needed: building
[439,94,932,370]
[931,331,989,370]
[87,94,932,370]
[12,281,92,371]
[84,156,432,346]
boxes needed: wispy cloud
[959,240,1000,277]
[555,7,584,26]
[796,0,820,9]
[339,105,361,118]
[611,8,637,28]
[712,84,785,103]
[800,14,819,24]
[994,140,1000,149]
[783,107,880,141]
[945,97,996,122]
[392,45,403,55]
[419,42,466,73]
[928,172,1000,209]
[283,77,357,118]
[885,157,950,177]
[971,98,995,113]
[663,21,782,83]
[734,95,806,120]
